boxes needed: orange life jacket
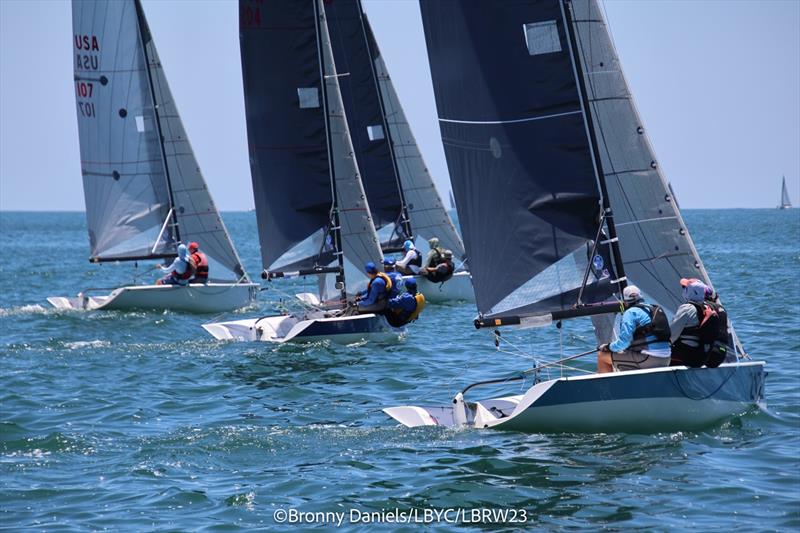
[191,251,209,280]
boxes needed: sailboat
[48,0,257,313]
[318,0,474,303]
[778,176,792,209]
[202,0,403,344]
[384,0,766,433]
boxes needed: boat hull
[384,362,766,434]
[47,283,258,313]
[202,312,404,344]
[412,271,474,303]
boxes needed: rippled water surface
[1,210,798,530]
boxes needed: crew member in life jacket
[356,262,392,314]
[386,277,426,328]
[702,285,734,367]
[424,237,445,269]
[156,243,196,286]
[188,242,209,283]
[395,240,423,275]
[597,285,672,373]
[382,258,403,298]
[424,249,455,283]
[670,278,724,368]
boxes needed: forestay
[419,0,616,318]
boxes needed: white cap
[622,285,642,302]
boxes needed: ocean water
[1,209,798,531]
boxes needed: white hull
[47,283,258,313]
[202,311,405,344]
[384,362,766,434]
[412,271,474,303]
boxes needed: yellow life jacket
[407,293,426,322]
[366,272,392,300]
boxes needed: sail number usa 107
[74,34,99,118]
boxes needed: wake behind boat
[50,0,256,313]
[385,0,766,433]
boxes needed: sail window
[367,124,384,141]
[297,87,320,109]
[135,115,146,133]
[524,21,561,56]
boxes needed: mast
[561,0,626,292]
[134,0,180,244]
[314,0,347,302]
[355,0,413,243]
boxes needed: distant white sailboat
[779,175,792,209]
[385,0,765,433]
[48,0,257,313]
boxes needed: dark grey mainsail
[71,0,247,280]
[326,1,410,249]
[420,0,617,318]
[239,0,382,296]
[326,1,466,259]
[421,0,741,354]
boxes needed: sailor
[356,262,392,314]
[386,277,426,327]
[395,239,423,275]
[669,278,722,368]
[383,258,403,297]
[424,249,455,283]
[156,244,196,286]
[597,285,671,373]
[188,242,209,283]
[424,237,445,269]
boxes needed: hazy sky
[1,0,798,211]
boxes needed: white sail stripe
[615,215,678,227]
[438,109,582,125]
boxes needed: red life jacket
[191,251,209,281]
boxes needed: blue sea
[1,209,798,531]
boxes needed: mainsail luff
[369,22,466,261]
[137,0,247,280]
[318,0,384,296]
[419,0,616,318]
[134,0,180,246]
[239,0,335,272]
[326,0,412,246]
[568,0,713,310]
